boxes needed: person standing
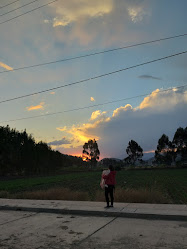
[102,165,116,208]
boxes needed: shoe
[104,205,110,208]
[110,205,113,208]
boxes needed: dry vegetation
[95,188,170,204]
[11,188,89,201]
[1,187,170,204]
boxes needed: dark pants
[105,185,114,206]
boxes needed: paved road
[0,210,187,249]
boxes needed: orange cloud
[67,124,99,143]
[57,126,67,132]
[26,102,45,111]
[144,150,155,154]
[57,122,100,148]
[139,89,160,109]
[56,104,134,149]
[0,62,13,71]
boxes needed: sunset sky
[0,0,187,159]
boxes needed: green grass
[0,168,187,203]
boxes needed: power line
[1,84,186,123]
[0,0,20,9]
[0,0,59,25]
[0,0,43,18]
[0,50,187,104]
[1,33,187,74]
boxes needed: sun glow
[69,153,88,162]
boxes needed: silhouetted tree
[82,139,100,168]
[155,134,176,165]
[0,125,85,176]
[126,140,143,165]
[173,127,187,161]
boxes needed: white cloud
[139,88,187,111]
[90,110,107,120]
[112,104,132,117]
[51,0,113,27]
[44,0,151,46]
[128,6,147,23]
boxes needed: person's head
[109,165,114,171]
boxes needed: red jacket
[102,171,116,185]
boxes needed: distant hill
[143,152,155,160]
[100,158,122,162]
[100,153,155,162]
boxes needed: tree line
[124,126,187,166]
[82,126,187,167]
[124,127,187,166]
[1,125,186,176]
[0,126,84,176]
[155,127,187,165]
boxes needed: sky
[0,0,187,160]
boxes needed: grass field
[0,168,187,204]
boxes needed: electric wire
[0,50,186,104]
[0,0,20,9]
[1,84,186,123]
[0,0,43,18]
[0,33,187,74]
[0,0,59,25]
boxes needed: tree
[173,127,187,148]
[82,139,100,168]
[173,127,187,161]
[155,134,176,165]
[126,140,143,165]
